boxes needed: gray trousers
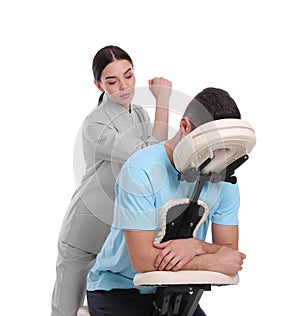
[51,240,97,316]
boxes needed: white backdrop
[1,1,299,315]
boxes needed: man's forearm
[202,240,221,254]
[181,252,216,271]
[181,245,245,276]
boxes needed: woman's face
[95,59,136,109]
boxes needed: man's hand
[153,239,246,275]
[153,238,207,271]
[202,246,246,276]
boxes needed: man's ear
[179,117,194,135]
[94,80,104,92]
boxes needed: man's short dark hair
[183,87,241,128]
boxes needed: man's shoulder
[127,142,165,168]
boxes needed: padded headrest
[173,119,256,173]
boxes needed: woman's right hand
[148,77,172,105]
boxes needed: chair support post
[152,284,211,316]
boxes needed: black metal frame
[152,285,211,316]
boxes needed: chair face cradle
[133,119,256,316]
[173,118,256,174]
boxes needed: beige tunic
[59,96,157,254]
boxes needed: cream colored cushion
[134,270,239,287]
[154,198,209,244]
[173,118,256,173]
[77,306,90,316]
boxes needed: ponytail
[98,92,105,106]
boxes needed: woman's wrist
[155,99,170,110]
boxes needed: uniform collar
[101,94,133,115]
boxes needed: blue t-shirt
[87,142,240,294]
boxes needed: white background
[1,1,299,315]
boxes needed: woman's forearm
[152,102,169,141]
[148,77,172,141]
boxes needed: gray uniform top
[59,96,157,254]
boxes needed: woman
[51,45,172,316]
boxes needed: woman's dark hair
[183,87,241,128]
[92,45,133,105]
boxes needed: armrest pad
[133,270,239,286]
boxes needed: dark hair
[183,87,241,128]
[92,45,134,105]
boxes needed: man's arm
[212,223,239,250]
[124,230,159,272]
[182,246,245,276]
[153,224,240,271]
[125,226,245,275]
[124,230,207,272]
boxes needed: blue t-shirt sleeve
[211,182,240,225]
[113,166,158,230]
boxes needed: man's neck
[164,142,174,166]
[164,132,183,166]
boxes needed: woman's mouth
[120,92,132,99]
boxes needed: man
[86,87,246,316]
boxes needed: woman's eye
[125,75,132,79]
[108,81,117,85]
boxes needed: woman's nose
[119,79,128,90]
